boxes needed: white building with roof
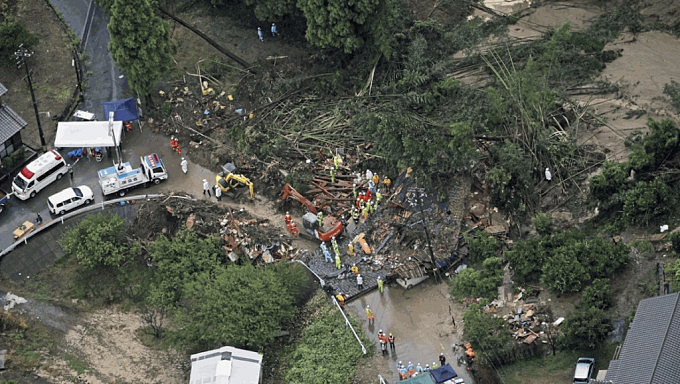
[189,345,263,384]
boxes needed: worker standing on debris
[348,242,355,257]
[329,166,336,183]
[372,173,380,185]
[383,176,391,192]
[257,27,264,42]
[375,189,382,209]
[335,292,347,307]
[335,253,342,269]
[330,236,339,254]
[350,264,359,275]
[352,207,360,224]
[180,157,188,174]
[202,179,211,197]
[367,179,376,195]
[377,276,384,293]
[365,305,374,324]
[317,211,323,228]
[284,211,292,225]
[320,242,332,262]
[352,183,357,199]
[367,200,374,215]
[366,169,373,182]
[361,204,369,220]
[545,167,552,181]
[287,221,299,237]
[357,273,364,289]
[333,153,341,169]
[214,184,222,201]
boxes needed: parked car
[573,357,595,384]
[47,185,94,215]
[13,221,34,240]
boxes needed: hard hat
[389,333,392,336]
[409,361,412,364]
[181,157,185,160]
[379,329,383,333]
[286,211,289,214]
[399,360,402,365]
[366,304,370,308]
[440,353,444,356]
[417,362,421,366]
[426,364,429,367]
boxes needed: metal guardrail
[0,193,170,258]
[291,259,367,355]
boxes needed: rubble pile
[132,196,299,264]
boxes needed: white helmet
[366,305,370,308]
[379,329,383,333]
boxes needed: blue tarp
[430,364,457,383]
[102,98,139,122]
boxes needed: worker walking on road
[388,332,395,349]
[35,212,43,225]
[365,305,374,324]
[180,157,188,174]
[439,353,446,366]
[377,276,384,293]
[214,184,222,201]
[335,253,341,269]
[202,179,211,196]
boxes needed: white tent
[54,120,123,148]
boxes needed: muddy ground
[1,0,680,383]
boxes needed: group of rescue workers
[351,169,391,224]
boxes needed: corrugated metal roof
[189,345,263,384]
[0,104,27,144]
[0,82,7,97]
[605,292,680,384]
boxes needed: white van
[47,185,94,215]
[12,150,68,200]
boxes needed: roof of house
[0,104,27,144]
[189,345,263,384]
[605,292,680,384]
[0,82,7,97]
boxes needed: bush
[462,303,512,363]
[580,278,611,310]
[542,247,588,294]
[0,18,38,66]
[285,306,369,384]
[465,234,500,266]
[669,232,680,254]
[559,306,612,350]
[534,212,552,235]
[450,258,503,301]
[505,238,544,285]
[622,179,677,226]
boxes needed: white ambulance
[12,150,68,200]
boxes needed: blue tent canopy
[430,364,457,383]
[102,98,139,122]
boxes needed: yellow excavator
[215,163,254,200]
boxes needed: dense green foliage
[60,213,136,271]
[465,234,500,266]
[144,229,308,351]
[591,118,680,226]
[664,80,680,112]
[179,263,306,350]
[533,212,552,236]
[559,306,612,350]
[108,0,172,97]
[462,303,512,363]
[580,278,611,310]
[0,18,38,66]
[284,305,370,383]
[506,229,629,294]
[450,257,504,300]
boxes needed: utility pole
[14,44,46,148]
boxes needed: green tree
[285,306,369,383]
[622,179,677,226]
[462,303,511,363]
[108,0,172,99]
[59,213,135,270]
[180,263,306,350]
[505,238,544,285]
[465,234,499,266]
[559,306,612,350]
[487,141,535,217]
[147,229,224,308]
[542,246,587,294]
[581,278,611,310]
[578,236,629,279]
[664,258,680,289]
[296,0,397,56]
[450,257,503,301]
[534,212,552,235]
[0,18,38,66]
[589,161,630,204]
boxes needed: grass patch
[497,350,580,384]
[64,353,88,375]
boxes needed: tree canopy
[0,18,38,66]
[108,0,172,97]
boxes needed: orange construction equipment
[282,184,318,214]
[354,233,372,255]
